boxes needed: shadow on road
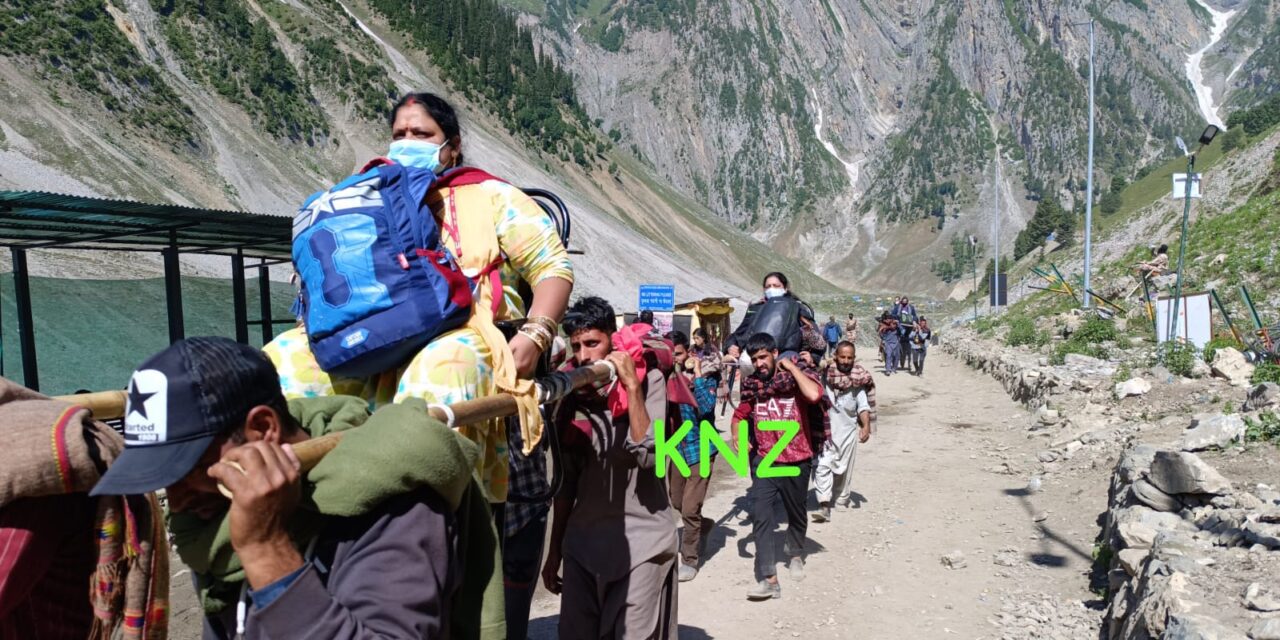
[1002,487,1093,566]
[527,616,713,639]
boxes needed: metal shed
[0,191,293,391]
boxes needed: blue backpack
[292,160,473,378]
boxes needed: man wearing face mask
[723,272,813,362]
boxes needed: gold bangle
[525,315,559,336]
[518,325,552,352]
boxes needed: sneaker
[790,556,806,582]
[746,579,782,600]
[678,563,698,582]
[811,504,831,523]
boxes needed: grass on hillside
[0,276,297,395]
[1101,139,1227,232]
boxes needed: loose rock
[1244,583,1280,612]
[940,550,967,569]
[1181,414,1246,452]
[1243,382,1280,412]
[1116,377,1152,398]
[1148,450,1233,496]
[1212,348,1256,388]
[1251,618,1280,640]
[1165,613,1249,640]
[1131,479,1182,512]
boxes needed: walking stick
[57,361,618,497]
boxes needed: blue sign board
[638,284,676,311]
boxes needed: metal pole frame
[12,249,37,390]
[258,260,273,345]
[1168,155,1195,345]
[163,230,185,344]
[232,250,249,344]
[1083,19,1096,309]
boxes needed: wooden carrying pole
[56,361,617,483]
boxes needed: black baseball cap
[91,337,285,496]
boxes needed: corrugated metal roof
[0,191,293,260]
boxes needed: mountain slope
[507,0,1277,293]
[0,0,838,303]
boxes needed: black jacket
[724,295,814,354]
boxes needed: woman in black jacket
[724,272,815,359]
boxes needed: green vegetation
[1177,190,1280,289]
[302,37,398,122]
[1156,341,1197,377]
[1051,316,1117,364]
[931,235,981,283]
[1221,126,1245,152]
[1244,411,1280,444]
[1014,198,1075,260]
[866,22,991,223]
[0,0,200,149]
[153,0,329,144]
[1226,16,1280,109]
[598,23,625,52]
[1253,363,1280,385]
[369,0,606,166]
[1006,316,1048,348]
[1227,91,1280,136]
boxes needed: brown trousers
[668,458,714,567]
[559,552,678,640]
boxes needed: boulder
[1243,382,1280,412]
[1251,618,1280,640]
[1117,444,1160,484]
[1190,359,1212,379]
[1212,348,1256,388]
[1181,414,1246,451]
[1116,377,1153,398]
[1165,614,1249,640]
[1132,479,1182,512]
[1115,506,1191,549]
[1064,352,1108,368]
[1036,405,1061,425]
[1117,548,1149,576]
[1244,510,1280,549]
[1244,583,1280,613]
[1148,451,1232,495]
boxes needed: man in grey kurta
[542,296,679,640]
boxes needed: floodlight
[1198,125,1219,145]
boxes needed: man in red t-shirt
[732,333,826,601]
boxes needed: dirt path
[527,350,1105,639]
[164,349,1108,638]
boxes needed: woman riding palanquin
[265,92,574,504]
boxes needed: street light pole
[1083,19,1096,309]
[971,235,978,322]
[1168,155,1196,343]
[1167,125,1218,346]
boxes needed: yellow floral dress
[264,178,574,503]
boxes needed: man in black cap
[92,337,487,639]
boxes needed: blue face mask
[764,287,786,299]
[387,139,447,173]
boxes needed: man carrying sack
[92,337,504,639]
[0,378,169,639]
